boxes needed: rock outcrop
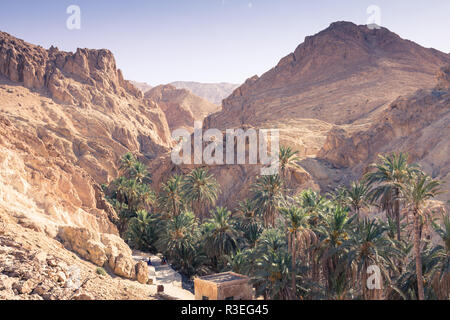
[0,213,157,300]
[318,65,450,207]
[0,30,172,281]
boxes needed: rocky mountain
[145,84,220,132]
[0,30,172,298]
[152,22,449,208]
[170,81,239,105]
[315,64,450,204]
[205,21,449,157]
[130,81,153,94]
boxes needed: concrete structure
[194,272,253,300]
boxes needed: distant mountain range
[145,84,220,132]
[169,81,239,106]
[132,80,239,107]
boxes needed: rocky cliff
[0,30,172,296]
[317,64,450,206]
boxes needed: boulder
[135,261,149,284]
[111,254,135,279]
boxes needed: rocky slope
[0,30,172,295]
[0,211,156,300]
[205,21,449,156]
[316,64,450,206]
[152,22,449,208]
[145,84,220,132]
[170,81,239,105]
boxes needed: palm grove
[103,149,449,300]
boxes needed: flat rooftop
[197,272,249,284]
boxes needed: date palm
[252,174,283,228]
[253,228,292,300]
[429,213,450,299]
[316,205,352,298]
[279,146,300,190]
[158,174,185,217]
[130,161,151,184]
[203,207,240,270]
[134,183,156,211]
[397,173,442,300]
[157,211,200,263]
[126,209,158,251]
[346,180,371,222]
[365,153,418,241]
[119,152,137,175]
[343,218,401,299]
[182,168,219,221]
[279,205,315,297]
[295,189,328,226]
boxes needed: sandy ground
[132,251,194,300]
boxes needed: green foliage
[251,174,283,227]
[96,267,107,276]
[102,152,448,300]
[181,168,219,220]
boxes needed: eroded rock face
[318,66,450,207]
[57,226,140,279]
[0,31,172,282]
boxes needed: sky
[0,0,449,85]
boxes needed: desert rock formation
[0,30,172,286]
[318,64,450,206]
[153,22,449,208]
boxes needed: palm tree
[119,152,137,175]
[346,180,371,222]
[252,174,283,228]
[397,172,442,300]
[365,153,418,241]
[157,211,200,262]
[295,189,328,226]
[203,207,240,270]
[182,168,219,221]
[235,199,263,248]
[130,161,151,184]
[126,209,158,251]
[344,218,401,299]
[159,174,185,217]
[135,183,156,211]
[253,228,292,300]
[316,205,352,298]
[279,146,300,189]
[279,205,315,297]
[429,213,450,299]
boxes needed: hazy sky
[1,0,449,85]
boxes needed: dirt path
[132,251,194,300]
